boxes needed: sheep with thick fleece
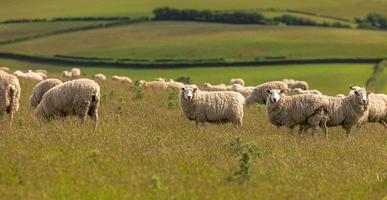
[0,67,10,72]
[62,70,72,78]
[336,94,346,98]
[0,70,21,124]
[291,88,322,95]
[283,79,309,90]
[203,83,231,91]
[230,84,255,97]
[94,73,106,81]
[155,77,165,82]
[302,86,370,136]
[143,80,168,90]
[112,75,132,84]
[230,78,245,86]
[30,79,63,108]
[13,70,44,81]
[246,81,289,105]
[266,89,329,136]
[166,80,185,90]
[35,79,100,129]
[70,68,81,77]
[180,85,245,126]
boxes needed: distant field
[0,21,104,42]
[1,22,386,61]
[0,58,375,95]
[1,0,387,21]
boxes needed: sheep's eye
[354,91,359,95]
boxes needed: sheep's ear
[280,89,286,94]
[193,88,197,93]
[266,89,271,94]
[367,91,372,95]
[349,85,354,90]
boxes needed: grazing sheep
[366,93,387,129]
[180,85,245,126]
[0,70,21,124]
[94,73,106,81]
[143,80,168,90]
[166,80,185,90]
[13,70,44,81]
[203,83,231,91]
[336,94,346,98]
[112,75,132,84]
[70,68,81,77]
[230,78,245,86]
[35,79,100,129]
[62,70,72,78]
[283,79,309,90]
[230,84,255,97]
[35,69,48,74]
[30,79,63,108]
[246,81,289,105]
[302,86,370,136]
[155,77,165,82]
[291,88,322,95]
[266,89,329,136]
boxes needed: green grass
[1,22,387,60]
[1,0,387,21]
[0,21,106,42]
[0,74,385,199]
[0,58,375,95]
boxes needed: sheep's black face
[181,87,197,100]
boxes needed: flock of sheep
[0,66,386,137]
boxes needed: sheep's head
[181,86,197,100]
[349,86,370,105]
[266,89,286,103]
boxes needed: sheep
[29,79,63,108]
[143,80,168,90]
[94,73,106,81]
[35,78,100,129]
[155,77,165,82]
[180,85,245,126]
[230,84,255,97]
[35,69,48,74]
[166,80,185,90]
[0,70,21,124]
[0,67,10,72]
[302,86,370,136]
[112,75,132,84]
[266,89,329,136]
[230,78,245,86]
[291,88,322,95]
[13,70,44,81]
[283,79,309,90]
[62,70,72,78]
[203,83,231,91]
[336,94,346,98]
[246,81,289,105]
[70,68,81,77]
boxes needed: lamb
[112,75,132,84]
[94,73,106,81]
[291,88,322,95]
[34,69,48,79]
[142,80,168,90]
[266,89,329,136]
[70,68,81,77]
[13,70,44,81]
[180,85,245,126]
[246,81,289,105]
[283,79,309,90]
[35,79,100,129]
[0,70,21,124]
[203,83,231,91]
[230,84,255,97]
[29,79,63,108]
[0,67,10,72]
[230,78,245,86]
[62,70,72,78]
[302,86,370,136]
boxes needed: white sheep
[112,75,132,84]
[246,81,289,105]
[155,77,165,82]
[230,84,255,97]
[336,94,346,98]
[166,80,185,90]
[143,80,168,90]
[230,78,245,86]
[366,93,387,129]
[291,88,322,95]
[35,79,100,129]
[70,68,81,77]
[203,83,231,91]
[0,67,10,72]
[179,85,245,126]
[30,79,63,108]
[283,79,309,90]
[13,70,44,81]
[0,70,21,124]
[94,73,106,81]
[62,70,72,78]
[266,89,329,136]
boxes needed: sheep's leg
[344,126,352,137]
[289,126,296,135]
[8,111,13,125]
[379,121,386,131]
[233,117,243,128]
[320,122,328,139]
[91,111,98,130]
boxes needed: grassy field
[0,21,105,42]
[1,22,387,61]
[1,0,387,21]
[0,58,377,94]
[0,74,385,199]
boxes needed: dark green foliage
[356,13,387,29]
[167,89,179,109]
[175,76,192,85]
